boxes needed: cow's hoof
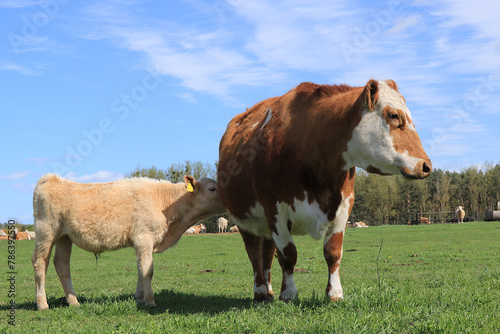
[279,295,297,303]
[254,292,274,302]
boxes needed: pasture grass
[1,221,499,333]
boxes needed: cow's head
[343,79,432,179]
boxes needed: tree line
[352,163,500,225]
[5,161,498,232]
[126,161,500,227]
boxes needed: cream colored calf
[217,217,228,233]
[32,173,225,311]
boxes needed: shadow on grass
[3,290,255,315]
[144,289,255,315]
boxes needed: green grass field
[1,222,499,333]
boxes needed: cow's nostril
[422,162,431,174]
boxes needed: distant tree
[352,171,398,225]
[484,163,500,209]
[126,161,216,183]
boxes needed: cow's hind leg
[32,236,54,310]
[272,220,298,302]
[53,235,79,307]
[240,230,274,301]
[134,236,155,308]
[261,237,276,299]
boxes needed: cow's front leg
[324,229,345,300]
[240,229,274,301]
[134,237,155,308]
[323,193,353,300]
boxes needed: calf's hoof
[37,303,49,311]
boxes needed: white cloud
[64,171,124,183]
[1,63,38,75]
[388,15,422,34]
[0,0,41,8]
[0,171,30,180]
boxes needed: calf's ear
[183,175,196,192]
[365,79,379,111]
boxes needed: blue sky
[2,0,500,225]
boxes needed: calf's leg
[134,236,155,308]
[53,235,79,307]
[32,238,54,310]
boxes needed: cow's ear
[365,79,379,111]
[183,175,196,192]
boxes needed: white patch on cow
[254,272,269,295]
[328,266,343,300]
[264,269,273,293]
[260,108,272,130]
[324,194,352,244]
[238,193,352,242]
[271,211,292,254]
[251,121,260,129]
[233,203,271,237]
[342,81,421,175]
[280,272,298,300]
[287,193,330,240]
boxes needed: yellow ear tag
[187,183,194,192]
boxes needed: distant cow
[32,173,225,311]
[229,225,239,233]
[455,206,465,223]
[353,221,368,228]
[16,232,32,240]
[217,217,228,233]
[218,79,431,302]
[185,224,206,234]
[419,217,430,224]
[25,230,36,239]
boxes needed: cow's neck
[277,89,362,219]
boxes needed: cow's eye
[208,187,217,192]
[389,113,399,121]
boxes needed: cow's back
[33,174,173,252]
[218,83,360,224]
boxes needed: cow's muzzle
[400,159,432,179]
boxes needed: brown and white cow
[32,173,224,310]
[419,217,430,224]
[185,224,206,234]
[217,79,431,302]
[455,206,465,223]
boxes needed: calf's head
[183,175,226,218]
[344,79,432,179]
